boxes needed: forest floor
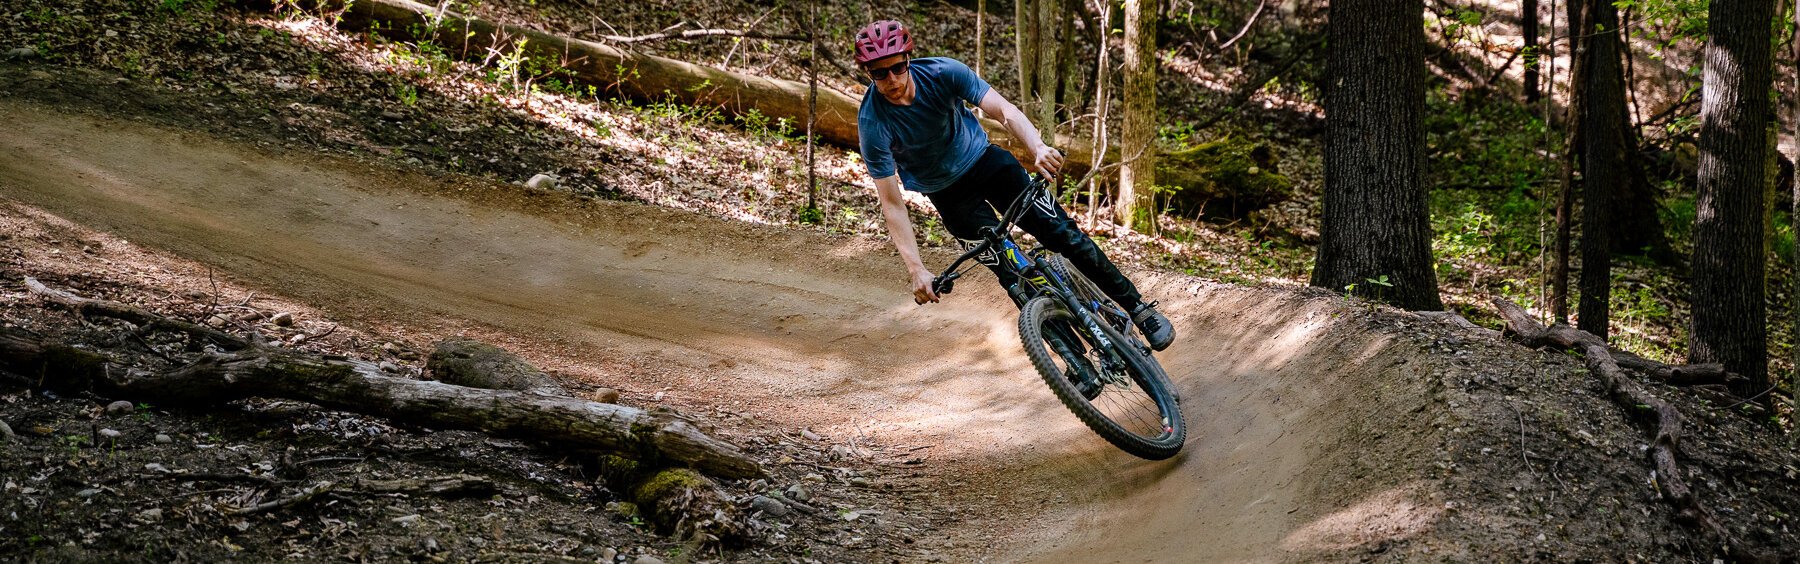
[0,0,1798,562]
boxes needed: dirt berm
[3,100,1786,561]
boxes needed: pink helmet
[853,20,913,64]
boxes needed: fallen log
[1492,299,1773,563]
[311,0,1304,216]
[0,327,762,480]
[317,0,1048,167]
[330,0,867,148]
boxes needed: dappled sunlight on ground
[1280,483,1442,552]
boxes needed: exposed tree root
[1492,298,1773,563]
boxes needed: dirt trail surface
[0,99,1642,562]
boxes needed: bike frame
[932,176,1142,359]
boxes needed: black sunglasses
[866,59,910,81]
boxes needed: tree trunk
[1577,0,1630,338]
[1041,0,1062,138]
[1690,0,1774,398]
[1791,0,1799,437]
[1551,1,1589,323]
[0,328,763,480]
[1523,0,1539,105]
[1087,0,1114,231]
[1017,0,1037,107]
[1311,0,1443,311]
[1057,7,1079,118]
[1118,0,1158,232]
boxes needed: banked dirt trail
[0,101,1450,562]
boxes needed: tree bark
[0,328,763,480]
[1551,1,1589,323]
[1576,0,1630,338]
[1791,0,1799,436]
[1017,0,1037,107]
[1057,7,1079,117]
[1691,0,1774,398]
[1117,0,1158,232]
[1311,0,1443,311]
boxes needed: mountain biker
[853,20,1175,351]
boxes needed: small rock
[526,174,559,191]
[589,387,621,403]
[800,428,822,441]
[76,488,102,498]
[381,111,406,120]
[391,514,421,526]
[650,391,665,402]
[144,463,170,473]
[154,434,173,444]
[4,46,38,60]
[850,476,871,487]
[106,400,135,415]
[271,312,294,327]
[604,501,639,519]
[25,70,50,81]
[784,484,811,502]
[137,508,162,521]
[829,445,851,459]
[633,555,666,564]
[749,495,790,517]
[99,428,122,439]
[379,362,401,373]
[382,342,402,355]
[600,548,618,561]
[0,419,14,442]
[748,479,767,492]
[803,473,825,483]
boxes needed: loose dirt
[2,98,1795,562]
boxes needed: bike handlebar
[930,174,1054,295]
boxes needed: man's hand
[1028,145,1064,178]
[910,268,940,305]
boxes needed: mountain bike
[932,174,1186,460]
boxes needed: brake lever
[932,272,961,295]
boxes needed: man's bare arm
[875,175,939,304]
[978,90,1065,177]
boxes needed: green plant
[797,205,825,225]
[394,82,420,107]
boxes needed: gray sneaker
[1131,301,1175,351]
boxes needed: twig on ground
[228,480,334,516]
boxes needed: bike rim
[1038,310,1177,443]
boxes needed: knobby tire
[1019,296,1185,460]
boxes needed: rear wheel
[1019,296,1185,459]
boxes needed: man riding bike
[853,20,1175,351]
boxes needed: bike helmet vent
[853,20,913,64]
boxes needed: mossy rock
[629,468,746,543]
[1156,136,1292,218]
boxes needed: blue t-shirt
[858,57,993,193]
